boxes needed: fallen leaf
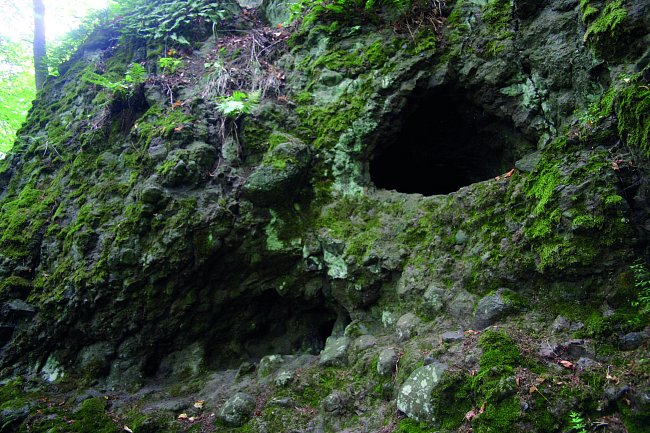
[178,413,188,420]
[124,426,133,433]
[559,360,574,369]
[516,377,520,386]
[194,400,205,409]
[465,409,477,421]
[479,403,485,414]
[189,417,196,422]
[495,168,516,181]
[612,161,620,172]
[535,377,546,385]
[529,385,538,394]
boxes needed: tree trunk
[33,0,46,90]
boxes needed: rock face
[0,0,649,432]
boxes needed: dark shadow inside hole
[370,86,519,195]
[238,290,338,360]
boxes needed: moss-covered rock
[0,0,648,431]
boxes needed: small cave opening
[239,290,339,359]
[370,86,529,195]
[199,289,341,367]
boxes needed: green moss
[526,164,561,216]
[582,0,627,42]
[473,396,520,433]
[526,208,560,240]
[0,275,32,297]
[616,73,650,156]
[480,0,514,57]
[157,159,177,175]
[572,214,605,230]
[604,193,624,207]
[475,330,520,383]
[431,370,473,430]
[619,398,650,433]
[72,397,120,433]
[394,418,433,433]
[295,91,313,104]
[0,380,32,411]
[0,185,57,260]
[133,105,194,148]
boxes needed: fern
[569,411,588,433]
[83,63,149,98]
[631,262,650,316]
[217,91,261,118]
[83,71,129,96]
[125,63,147,84]
[115,0,229,44]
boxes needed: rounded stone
[377,348,398,376]
[218,392,256,427]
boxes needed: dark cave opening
[370,86,526,195]
[238,290,339,360]
[147,289,339,376]
[0,326,13,348]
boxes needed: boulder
[218,392,256,427]
[377,348,398,376]
[319,336,351,366]
[397,362,448,423]
[441,330,464,343]
[619,331,647,351]
[257,354,285,378]
[472,288,518,329]
[396,312,420,341]
[242,139,310,205]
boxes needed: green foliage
[125,63,147,84]
[83,63,149,98]
[568,411,588,433]
[630,262,650,316]
[616,73,650,156]
[579,0,628,56]
[217,91,261,119]
[577,72,649,156]
[114,0,229,44]
[83,70,129,95]
[0,39,35,153]
[158,56,182,75]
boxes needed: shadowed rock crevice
[370,86,532,195]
